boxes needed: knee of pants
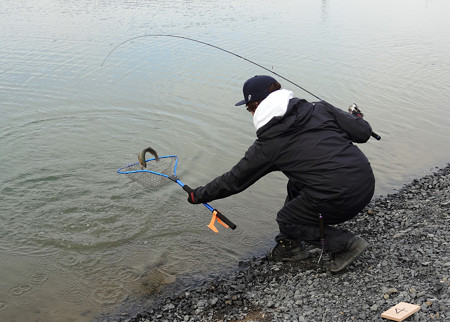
[277,192,318,225]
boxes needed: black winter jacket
[193,98,375,209]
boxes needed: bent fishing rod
[102,34,381,140]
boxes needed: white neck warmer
[253,89,294,130]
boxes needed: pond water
[1,0,449,320]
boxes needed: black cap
[235,75,277,106]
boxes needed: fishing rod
[102,34,320,99]
[102,34,381,140]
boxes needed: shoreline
[118,164,449,321]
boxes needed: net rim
[117,155,178,175]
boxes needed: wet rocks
[128,164,450,321]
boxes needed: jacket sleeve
[322,101,373,143]
[192,141,275,203]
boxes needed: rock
[385,288,398,296]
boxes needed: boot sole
[279,250,311,262]
[329,238,369,272]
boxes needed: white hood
[253,89,294,130]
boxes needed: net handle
[182,184,237,231]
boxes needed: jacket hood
[253,89,293,130]
[256,96,311,139]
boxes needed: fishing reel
[348,103,381,140]
[348,103,364,117]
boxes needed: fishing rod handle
[371,131,381,140]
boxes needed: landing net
[117,156,177,189]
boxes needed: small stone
[385,288,398,295]
[197,299,208,309]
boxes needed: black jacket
[193,98,375,209]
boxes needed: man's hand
[183,185,199,204]
[187,190,197,204]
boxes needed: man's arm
[188,142,275,204]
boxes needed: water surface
[1,0,449,320]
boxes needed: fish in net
[118,156,177,190]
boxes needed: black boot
[325,236,369,272]
[269,239,311,262]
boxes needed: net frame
[117,155,178,189]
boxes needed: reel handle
[349,103,381,141]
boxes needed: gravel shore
[128,164,450,321]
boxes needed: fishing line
[102,34,380,140]
[101,34,322,100]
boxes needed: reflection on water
[1,0,450,320]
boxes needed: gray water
[1,0,449,320]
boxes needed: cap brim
[235,99,246,106]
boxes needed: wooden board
[381,302,421,321]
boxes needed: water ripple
[1,0,450,321]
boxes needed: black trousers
[275,181,372,253]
